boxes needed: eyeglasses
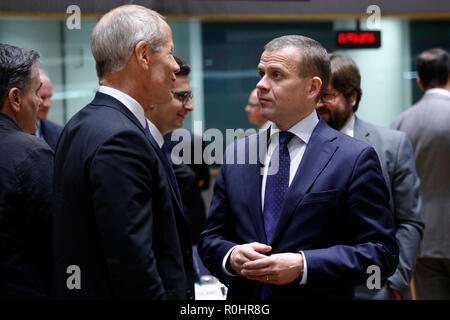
[172,91,193,105]
[320,92,340,103]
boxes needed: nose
[37,96,44,109]
[172,56,180,74]
[316,99,324,109]
[256,76,269,93]
[184,98,194,112]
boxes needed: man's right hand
[229,242,272,276]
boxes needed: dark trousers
[414,258,450,300]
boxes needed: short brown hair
[416,48,449,90]
[329,54,362,112]
[264,35,330,102]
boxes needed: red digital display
[335,31,381,49]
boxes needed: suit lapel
[91,92,144,132]
[243,130,270,243]
[270,119,339,245]
[144,126,185,215]
[353,116,371,144]
[91,92,185,215]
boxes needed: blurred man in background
[316,53,424,300]
[36,70,62,151]
[391,47,450,300]
[245,88,270,130]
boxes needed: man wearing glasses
[316,54,424,300]
[146,56,194,134]
[145,57,207,245]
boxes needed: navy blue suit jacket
[40,119,63,151]
[53,92,195,299]
[198,118,399,300]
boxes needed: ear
[416,77,425,91]
[134,41,152,71]
[308,77,322,100]
[7,88,21,113]
[349,91,357,108]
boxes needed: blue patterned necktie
[263,131,295,243]
[144,122,184,211]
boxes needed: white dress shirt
[426,87,450,98]
[340,114,355,138]
[35,119,42,138]
[222,110,319,285]
[98,85,147,129]
[98,86,164,147]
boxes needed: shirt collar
[35,119,41,137]
[98,85,147,129]
[269,109,319,144]
[146,119,164,148]
[425,88,450,98]
[340,113,355,138]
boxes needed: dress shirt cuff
[222,245,239,277]
[298,251,308,285]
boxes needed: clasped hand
[229,242,303,285]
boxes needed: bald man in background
[245,88,270,130]
[36,70,63,151]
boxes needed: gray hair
[264,35,330,101]
[90,5,167,78]
[0,43,40,109]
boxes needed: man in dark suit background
[36,70,63,151]
[316,54,424,300]
[391,48,450,300]
[0,44,53,298]
[198,35,399,300]
[161,56,210,245]
[53,5,195,299]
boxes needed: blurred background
[1,0,449,142]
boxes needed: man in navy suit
[53,5,195,299]
[36,70,63,151]
[198,35,399,300]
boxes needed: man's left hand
[240,252,303,285]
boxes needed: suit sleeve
[387,133,424,297]
[89,130,165,299]
[303,146,399,287]
[197,162,239,285]
[17,143,54,281]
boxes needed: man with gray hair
[53,5,195,299]
[198,35,398,300]
[0,44,53,298]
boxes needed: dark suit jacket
[198,118,399,300]
[40,119,63,151]
[53,92,195,299]
[353,117,423,300]
[165,131,210,244]
[0,113,53,298]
